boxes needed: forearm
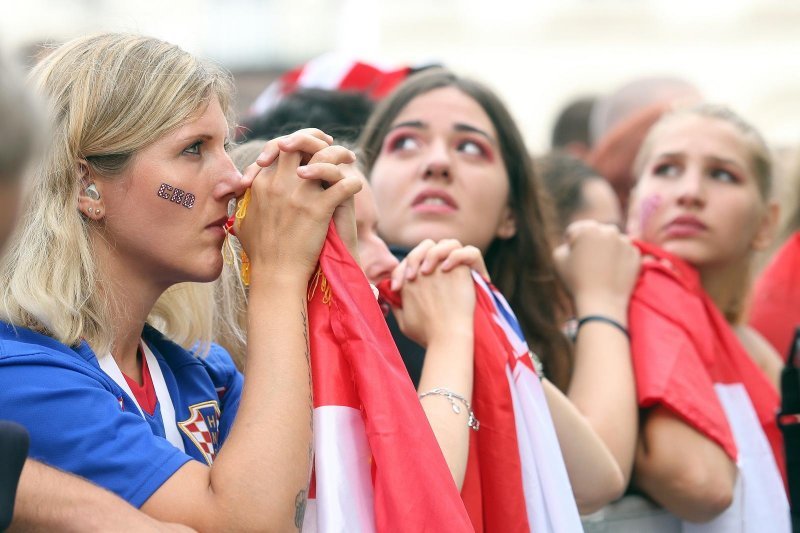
[417,328,474,490]
[567,295,638,486]
[633,407,736,522]
[10,460,181,533]
[204,272,313,530]
[543,380,625,513]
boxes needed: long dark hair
[359,69,573,390]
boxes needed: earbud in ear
[86,183,100,201]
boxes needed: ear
[495,206,517,240]
[76,160,105,220]
[751,200,780,251]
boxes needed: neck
[92,232,166,378]
[699,258,751,325]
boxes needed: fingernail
[441,259,452,270]
[390,278,400,291]
[297,166,311,176]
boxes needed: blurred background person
[536,151,623,238]
[550,96,598,160]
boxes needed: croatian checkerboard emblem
[178,400,221,465]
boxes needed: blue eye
[710,168,737,183]
[183,141,202,155]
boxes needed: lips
[663,214,708,237]
[411,189,458,213]
[207,215,229,230]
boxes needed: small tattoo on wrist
[294,489,308,529]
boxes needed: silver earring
[88,208,94,214]
[86,183,100,201]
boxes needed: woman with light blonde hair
[0,33,361,531]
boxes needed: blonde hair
[0,33,241,355]
[205,140,268,370]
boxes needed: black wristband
[576,315,630,340]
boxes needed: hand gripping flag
[302,223,472,533]
[379,272,582,533]
[629,241,789,532]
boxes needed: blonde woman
[0,33,360,531]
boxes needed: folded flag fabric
[629,241,789,532]
[249,52,432,116]
[302,223,472,533]
[379,272,582,533]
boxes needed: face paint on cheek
[157,182,196,209]
[638,194,663,237]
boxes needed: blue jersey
[0,322,243,507]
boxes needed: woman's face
[350,166,399,284]
[370,87,515,253]
[631,115,772,270]
[571,178,623,230]
[95,97,244,286]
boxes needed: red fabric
[630,241,785,480]
[749,232,800,360]
[310,224,472,532]
[277,65,304,95]
[122,347,157,417]
[337,63,412,100]
[378,278,532,532]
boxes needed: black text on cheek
[157,182,196,209]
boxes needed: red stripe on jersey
[122,347,158,416]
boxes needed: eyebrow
[706,155,744,171]
[389,120,497,145]
[178,133,231,145]
[657,151,744,170]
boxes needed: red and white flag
[379,273,582,532]
[629,241,789,532]
[249,52,424,116]
[302,224,472,532]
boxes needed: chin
[401,224,470,248]
[187,254,225,283]
[661,242,714,268]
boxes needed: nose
[214,154,246,200]
[422,139,451,181]
[676,167,706,208]
[362,233,400,285]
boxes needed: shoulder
[0,322,107,377]
[733,325,782,387]
[196,343,241,387]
